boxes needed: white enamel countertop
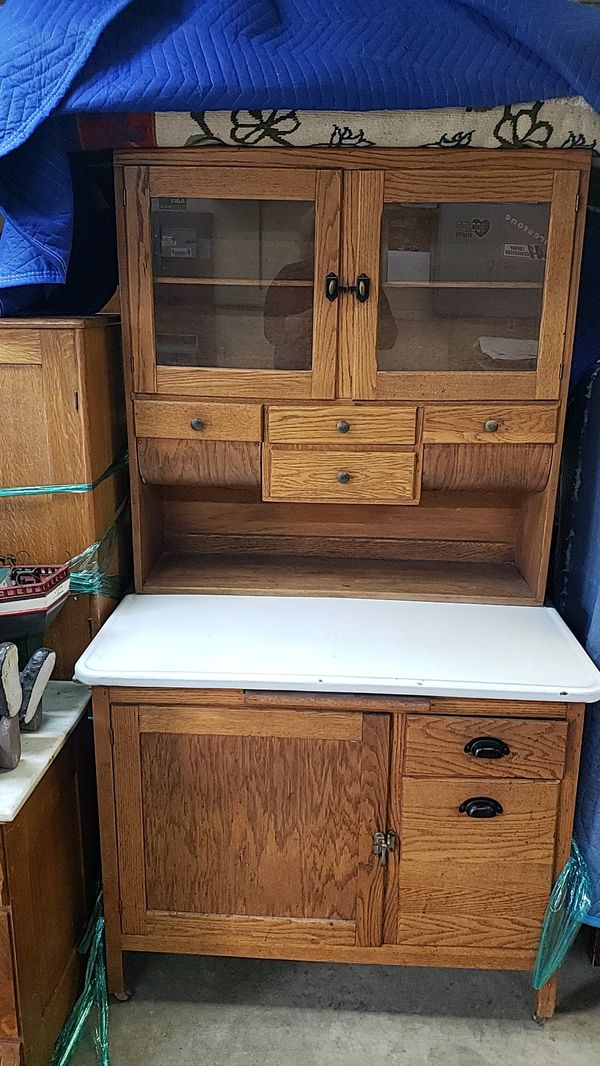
[0,681,90,822]
[74,594,600,703]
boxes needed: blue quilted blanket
[1,0,600,312]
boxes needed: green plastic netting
[532,841,592,989]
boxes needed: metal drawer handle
[190,418,205,432]
[484,419,499,433]
[459,797,504,818]
[336,420,350,434]
[337,471,351,485]
[464,736,510,760]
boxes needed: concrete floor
[73,937,600,1066]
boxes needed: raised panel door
[111,705,391,952]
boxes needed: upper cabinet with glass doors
[121,153,584,403]
[122,164,341,398]
[338,164,581,401]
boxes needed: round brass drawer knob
[484,419,499,433]
[336,420,350,434]
[190,418,205,432]
[337,471,351,485]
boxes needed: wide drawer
[397,777,558,950]
[404,715,567,780]
[267,405,417,445]
[264,447,418,504]
[422,404,558,444]
[134,400,262,442]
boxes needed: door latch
[372,829,397,866]
[324,273,370,302]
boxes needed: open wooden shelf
[154,277,313,287]
[144,553,536,605]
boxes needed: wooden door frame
[119,164,342,400]
[340,164,584,402]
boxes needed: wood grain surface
[403,715,567,780]
[139,723,366,921]
[267,405,417,444]
[137,438,261,490]
[423,443,552,492]
[423,404,558,443]
[134,399,262,441]
[264,447,417,504]
[397,777,559,950]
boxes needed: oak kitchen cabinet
[92,146,599,1025]
[91,680,584,1022]
[115,148,590,606]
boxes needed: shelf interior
[144,553,536,605]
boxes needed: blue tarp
[553,181,600,918]
[1,0,600,311]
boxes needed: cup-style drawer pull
[484,419,499,433]
[337,471,351,485]
[336,420,350,434]
[190,418,205,432]
[459,797,503,818]
[464,736,510,759]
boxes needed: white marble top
[74,594,600,703]
[0,681,91,822]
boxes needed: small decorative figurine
[0,642,56,769]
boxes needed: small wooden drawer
[422,404,558,444]
[404,715,567,780]
[267,405,417,445]
[264,447,418,504]
[134,400,262,442]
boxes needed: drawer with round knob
[134,399,262,442]
[403,714,567,780]
[267,405,417,445]
[263,446,419,504]
[422,404,558,444]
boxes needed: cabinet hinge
[123,186,127,208]
[372,830,397,867]
[575,193,580,213]
[109,725,115,748]
[559,362,565,381]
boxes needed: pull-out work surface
[75,594,600,702]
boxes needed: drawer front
[422,404,558,444]
[264,448,418,504]
[397,777,559,950]
[404,715,567,780]
[267,405,417,445]
[134,400,262,442]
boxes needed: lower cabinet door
[111,704,391,952]
[396,778,559,952]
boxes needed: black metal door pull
[324,273,370,302]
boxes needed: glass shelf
[154,277,313,287]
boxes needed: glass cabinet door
[125,167,341,398]
[341,168,581,401]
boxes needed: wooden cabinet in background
[0,317,129,676]
[115,147,590,606]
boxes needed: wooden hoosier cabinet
[114,147,590,604]
[78,146,600,1022]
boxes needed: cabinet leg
[533,976,557,1023]
[105,933,126,999]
